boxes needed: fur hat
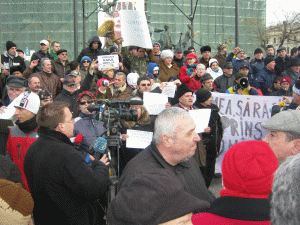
[200,45,211,53]
[220,140,278,199]
[195,88,212,103]
[175,83,193,100]
[217,43,226,51]
[161,49,174,60]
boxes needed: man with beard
[6,91,40,191]
[213,44,227,67]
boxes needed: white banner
[212,93,284,173]
[98,55,119,71]
[120,10,152,48]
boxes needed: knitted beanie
[220,140,278,199]
[175,83,193,100]
[6,41,17,51]
[80,56,92,64]
[0,178,34,224]
[264,55,275,66]
[195,88,212,103]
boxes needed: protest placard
[161,82,176,98]
[143,92,168,115]
[126,129,153,149]
[189,109,211,133]
[98,55,119,71]
[120,10,152,48]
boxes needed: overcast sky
[266,0,300,26]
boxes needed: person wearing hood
[148,62,160,81]
[179,53,198,87]
[6,91,40,192]
[77,35,105,63]
[206,58,223,81]
[1,41,26,76]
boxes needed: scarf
[184,63,198,76]
[16,115,38,133]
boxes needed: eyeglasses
[79,101,89,105]
[140,83,151,87]
[83,60,90,63]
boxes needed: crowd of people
[1,35,300,224]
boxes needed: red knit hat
[76,91,96,106]
[186,53,198,59]
[280,76,291,85]
[220,140,278,199]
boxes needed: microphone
[85,137,108,163]
[108,99,144,106]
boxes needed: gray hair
[154,107,191,145]
[41,58,51,67]
[160,49,174,60]
[196,63,206,70]
[115,71,126,80]
[271,154,300,225]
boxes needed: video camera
[233,77,249,92]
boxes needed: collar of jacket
[3,50,18,58]
[108,82,127,93]
[38,126,73,146]
[149,141,191,169]
[61,88,78,96]
[202,196,270,221]
[55,58,69,65]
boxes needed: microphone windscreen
[130,99,143,105]
[93,137,107,154]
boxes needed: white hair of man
[271,153,300,225]
[41,58,51,67]
[160,49,174,60]
[196,63,206,70]
[154,107,191,145]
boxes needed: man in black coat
[24,101,110,225]
[77,35,105,62]
[275,47,291,77]
[118,107,216,204]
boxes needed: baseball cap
[14,91,40,114]
[6,75,26,88]
[40,39,49,46]
[63,75,76,86]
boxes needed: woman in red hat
[179,53,198,87]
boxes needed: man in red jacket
[6,91,40,192]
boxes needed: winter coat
[74,112,106,154]
[226,86,260,95]
[173,55,184,68]
[206,67,223,81]
[275,56,291,77]
[192,196,271,225]
[1,51,26,73]
[30,50,54,73]
[118,141,216,203]
[213,73,235,93]
[270,88,292,97]
[226,53,253,76]
[253,67,277,95]
[51,59,71,78]
[23,68,61,97]
[213,53,226,68]
[198,57,211,69]
[77,36,105,62]
[148,51,180,82]
[179,62,198,86]
[24,127,109,225]
[96,83,133,101]
[250,58,264,84]
[281,68,300,87]
[0,155,23,185]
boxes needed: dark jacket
[117,141,216,203]
[253,67,277,95]
[74,112,106,154]
[96,83,133,101]
[213,73,235,93]
[0,155,23,185]
[77,36,105,62]
[24,127,109,225]
[192,196,271,224]
[271,101,299,116]
[275,56,291,77]
[213,53,226,68]
[249,58,264,85]
[30,50,55,73]
[173,55,184,68]
[51,59,71,78]
[226,53,253,76]
[54,71,94,117]
[1,51,26,73]
[270,88,292,97]
[281,68,300,87]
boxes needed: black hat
[277,47,286,53]
[239,63,249,69]
[264,55,275,65]
[10,66,23,74]
[200,45,211,53]
[38,89,52,100]
[235,72,247,80]
[107,169,209,225]
[290,57,300,67]
[6,41,17,51]
[200,73,213,84]
[175,83,193,100]
[128,46,138,51]
[223,62,233,69]
[56,49,67,56]
[254,48,263,55]
[144,73,155,80]
[174,47,183,53]
[63,75,76,86]
[6,75,26,88]
[16,49,24,54]
[195,88,212,103]
[291,47,298,56]
[110,46,118,54]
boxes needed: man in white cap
[30,39,54,73]
[6,91,40,191]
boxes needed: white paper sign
[162,82,176,98]
[126,129,153,149]
[189,109,211,133]
[98,55,119,71]
[120,10,153,48]
[143,92,168,115]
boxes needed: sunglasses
[141,83,151,87]
[83,60,90,63]
[79,101,89,105]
